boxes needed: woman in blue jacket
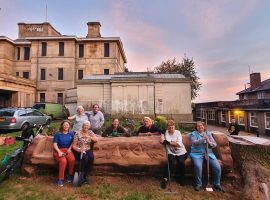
[189,121,224,192]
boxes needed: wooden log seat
[23,132,233,175]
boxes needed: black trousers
[74,150,94,177]
[165,153,187,181]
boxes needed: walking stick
[205,115,213,192]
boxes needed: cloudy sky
[0,0,270,103]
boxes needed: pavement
[207,124,270,145]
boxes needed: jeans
[191,157,221,187]
[165,153,187,181]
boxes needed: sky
[0,0,270,103]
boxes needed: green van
[33,103,69,120]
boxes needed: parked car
[32,103,69,120]
[0,108,51,131]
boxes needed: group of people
[53,105,224,192]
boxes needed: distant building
[75,72,193,121]
[194,72,270,136]
[0,22,127,107]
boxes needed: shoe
[57,179,64,187]
[160,178,168,189]
[194,185,201,191]
[213,185,225,193]
[66,174,73,183]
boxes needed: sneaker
[83,177,90,184]
[194,185,201,191]
[213,185,225,193]
[57,179,64,187]
[160,178,168,189]
[66,174,73,183]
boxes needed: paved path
[207,125,269,139]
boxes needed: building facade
[194,72,270,136]
[76,73,193,121]
[0,22,127,107]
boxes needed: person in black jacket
[228,119,240,135]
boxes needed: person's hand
[67,148,72,153]
[58,151,65,157]
[203,135,209,141]
[163,140,170,145]
[147,132,152,136]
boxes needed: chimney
[250,72,261,90]
[87,22,101,38]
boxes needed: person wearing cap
[138,117,161,136]
[72,120,98,184]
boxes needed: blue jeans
[191,157,221,187]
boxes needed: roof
[83,73,186,80]
[237,78,270,95]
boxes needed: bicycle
[0,123,50,183]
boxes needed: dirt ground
[0,171,243,200]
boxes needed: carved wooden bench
[23,132,233,175]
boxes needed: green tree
[154,56,201,100]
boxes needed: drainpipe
[35,40,40,103]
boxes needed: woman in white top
[160,120,187,185]
[68,106,89,132]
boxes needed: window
[23,72,29,79]
[250,112,258,127]
[16,72,19,77]
[58,68,64,80]
[243,94,248,100]
[258,91,266,99]
[201,110,206,119]
[104,43,109,57]
[42,42,47,56]
[221,111,226,122]
[24,47,30,60]
[78,69,83,80]
[59,42,64,56]
[238,111,245,125]
[40,69,46,80]
[196,109,201,118]
[57,93,63,104]
[229,111,234,123]
[40,93,45,102]
[17,47,20,60]
[79,44,84,58]
[104,69,109,75]
[208,110,215,120]
[265,112,270,129]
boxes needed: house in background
[194,72,270,136]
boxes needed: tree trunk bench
[23,132,233,175]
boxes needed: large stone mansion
[0,22,127,107]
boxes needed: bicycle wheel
[0,158,13,183]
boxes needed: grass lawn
[0,119,242,200]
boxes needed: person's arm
[72,133,82,153]
[53,142,65,157]
[160,133,165,144]
[189,132,206,145]
[170,131,182,147]
[68,114,76,120]
[99,112,105,127]
[206,133,217,148]
[89,131,98,143]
